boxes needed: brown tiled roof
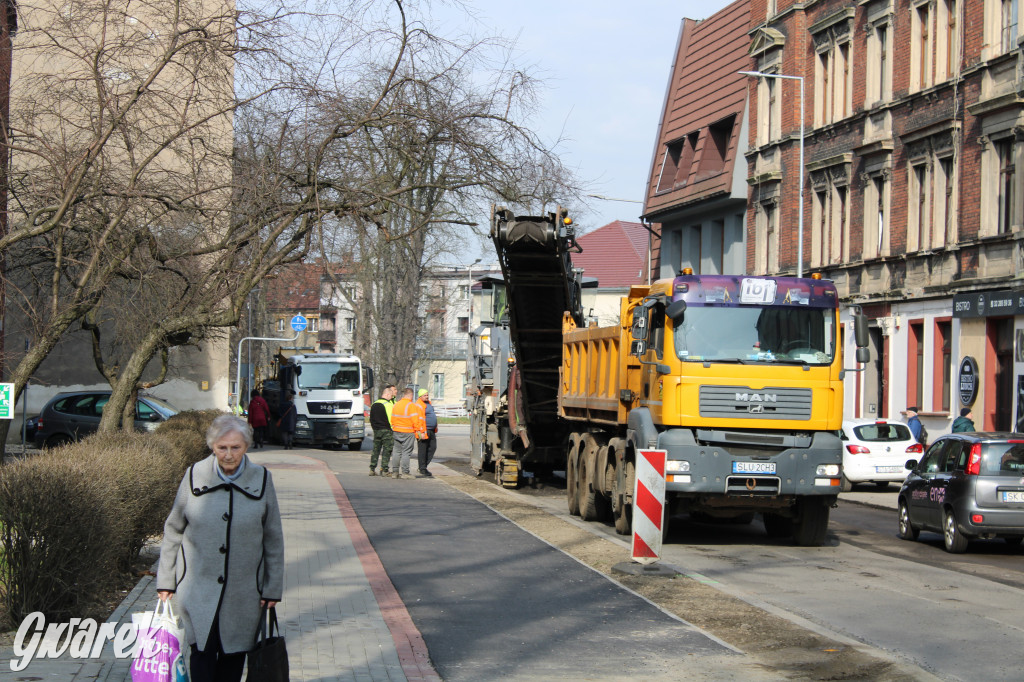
[573,221,649,288]
[643,0,750,218]
[263,262,323,312]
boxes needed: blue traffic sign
[291,314,308,332]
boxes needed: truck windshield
[297,363,361,390]
[673,306,835,365]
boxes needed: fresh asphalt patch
[338,467,743,681]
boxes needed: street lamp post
[467,258,482,330]
[739,70,805,278]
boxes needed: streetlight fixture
[739,70,805,278]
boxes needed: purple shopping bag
[131,599,188,682]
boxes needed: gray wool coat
[157,455,284,653]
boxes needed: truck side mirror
[853,307,869,348]
[665,299,686,322]
[630,340,646,356]
[856,347,870,364]
[364,367,374,390]
[631,308,648,340]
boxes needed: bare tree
[2,0,582,442]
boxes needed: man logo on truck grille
[735,392,777,402]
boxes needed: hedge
[0,410,225,627]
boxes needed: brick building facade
[737,0,1023,433]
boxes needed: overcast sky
[427,0,732,238]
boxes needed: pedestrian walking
[390,387,426,478]
[279,391,297,450]
[952,407,976,432]
[906,407,927,446]
[369,384,396,476]
[156,415,284,682]
[247,389,271,449]
[417,389,437,477]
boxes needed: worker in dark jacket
[417,389,438,477]
[952,407,975,432]
[369,384,396,476]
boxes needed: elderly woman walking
[157,414,285,682]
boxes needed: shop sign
[958,356,978,407]
[952,290,1024,318]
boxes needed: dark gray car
[34,391,178,448]
[898,432,1024,552]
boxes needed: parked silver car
[898,432,1024,553]
[34,391,178,448]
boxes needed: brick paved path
[0,448,438,682]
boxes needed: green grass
[438,417,469,424]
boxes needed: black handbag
[246,605,289,682]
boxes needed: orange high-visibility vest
[392,398,426,436]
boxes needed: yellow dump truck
[488,208,868,545]
[559,274,869,546]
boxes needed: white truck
[268,352,373,450]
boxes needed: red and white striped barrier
[631,449,667,564]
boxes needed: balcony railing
[414,337,468,360]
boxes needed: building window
[997,139,1016,234]
[810,167,849,266]
[656,132,698,191]
[908,162,931,251]
[460,284,470,300]
[908,321,925,410]
[938,156,956,244]
[755,199,779,274]
[813,24,852,126]
[866,22,892,105]
[458,316,469,334]
[757,76,781,146]
[345,317,355,333]
[1002,0,1019,52]
[863,172,890,259]
[912,1,934,91]
[276,318,285,332]
[698,116,734,177]
[431,373,445,400]
[937,0,960,81]
[935,319,952,412]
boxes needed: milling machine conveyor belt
[490,207,584,464]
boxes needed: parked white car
[840,419,923,491]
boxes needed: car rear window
[852,423,911,442]
[982,442,1024,476]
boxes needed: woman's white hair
[206,414,254,449]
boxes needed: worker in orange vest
[389,387,426,478]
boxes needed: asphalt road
[312,434,771,681]
[334,428,1024,681]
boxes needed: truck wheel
[578,435,600,521]
[566,436,581,516]
[793,499,831,547]
[762,513,792,538]
[613,460,635,535]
